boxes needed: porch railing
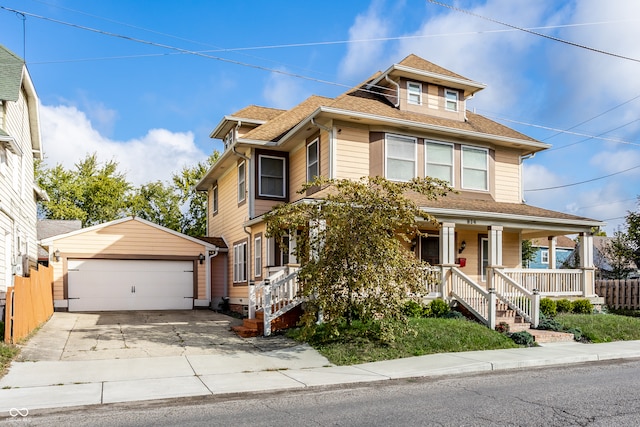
[450,267,495,329]
[492,269,540,327]
[502,269,583,296]
[249,266,301,336]
[423,266,442,296]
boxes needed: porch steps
[231,305,303,338]
[495,303,575,343]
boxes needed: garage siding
[48,218,210,307]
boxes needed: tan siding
[494,148,521,203]
[369,132,384,177]
[289,143,306,203]
[502,232,520,268]
[50,219,210,301]
[319,130,330,177]
[335,125,369,179]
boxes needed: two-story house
[0,45,47,317]
[197,54,603,330]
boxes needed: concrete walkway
[3,314,640,414]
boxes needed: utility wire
[525,164,640,192]
[576,197,637,211]
[428,0,640,63]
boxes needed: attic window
[445,89,458,111]
[407,82,422,105]
[224,131,233,150]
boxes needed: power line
[525,164,640,192]
[428,0,640,63]
[576,197,638,211]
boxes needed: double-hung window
[237,161,246,203]
[259,155,286,198]
[233,242,247,283]
[445,89,458,111]
[254,236,262,277]
[541,249,549,265]
[385,134,417,181]
[212,185,218,214]
[307,139,319,182]
[425,141,454,185]
[407,82,422,105]
[461,146,488,191]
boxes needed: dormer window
[407,82,422,105]
[224,131,234,150]
[445,89,459,111]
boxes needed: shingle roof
[242,95,333,141]
[531,236,577,248]
[0,45,24,102]
[230,105,286,122]
[397,54,472,82]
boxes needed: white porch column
[548,236,557,269]
[439,223,456,265]
[579,232,596,297]
[439,222,456,299]
[488,226,503,267]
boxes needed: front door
[420,236,439,266]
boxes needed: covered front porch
[418,214,602,329]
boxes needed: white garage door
[68,259,194,311]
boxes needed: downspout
[243,223,252,289]
[311,118,335,179]
[519,153,535,203]
[384,75,400,108]
[205,245,219,307]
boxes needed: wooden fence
[595,279,640,310]
[3,265,54,344]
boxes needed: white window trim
[461,145,489,191]
[212,185,218,214]
[306,138,319,182]
[541,249,549,264]
[384,134,417,182]
[237,161,246,203]
[254,236,262,277]
[445,89,459,111]
[407,81,422,105]
[258,154,286,198]
[425,140,454,186]
[233,242,247,283]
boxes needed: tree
[625,204,640,271]
[601,229,635,279]
[172,152,220,236]
[264,176,452,337]
[128,181,182,231]
[521,240,536,268]
[37,154,131,227]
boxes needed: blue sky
[1,0,639,235]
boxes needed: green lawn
[556,313,640,343]
[289,317,519,365]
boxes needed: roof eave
[209,115,268,139]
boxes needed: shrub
[536,315,562,331]
[445,310,465,320]
[495,321,510,334]
[428,299,450,318]
[540,298,557,317]
[572,299,593,314]
[509,330,535,347]
[402,300,426,318]
[556,299,573,313]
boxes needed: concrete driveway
[18,310,299,362]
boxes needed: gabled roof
[209,105,286,139]
[0,45,24,102]
[40,216,218,250]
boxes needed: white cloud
[262,70,307,109]
[338,1,392,79]
[39,104,205,186]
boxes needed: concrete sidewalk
[3,339,640,414]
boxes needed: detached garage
[40,217,223,312]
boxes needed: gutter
[519,153,535,203]
[384,75,400,108]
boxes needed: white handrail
[493,269,540,327]
[502,268,583,296]
[450,267,495,328]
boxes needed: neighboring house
[591,236,639,279]
[36,219,82,266]
[0,45,47,317]
[196,54,604,328]
[529,236,576,269]
[40,217,221,312]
